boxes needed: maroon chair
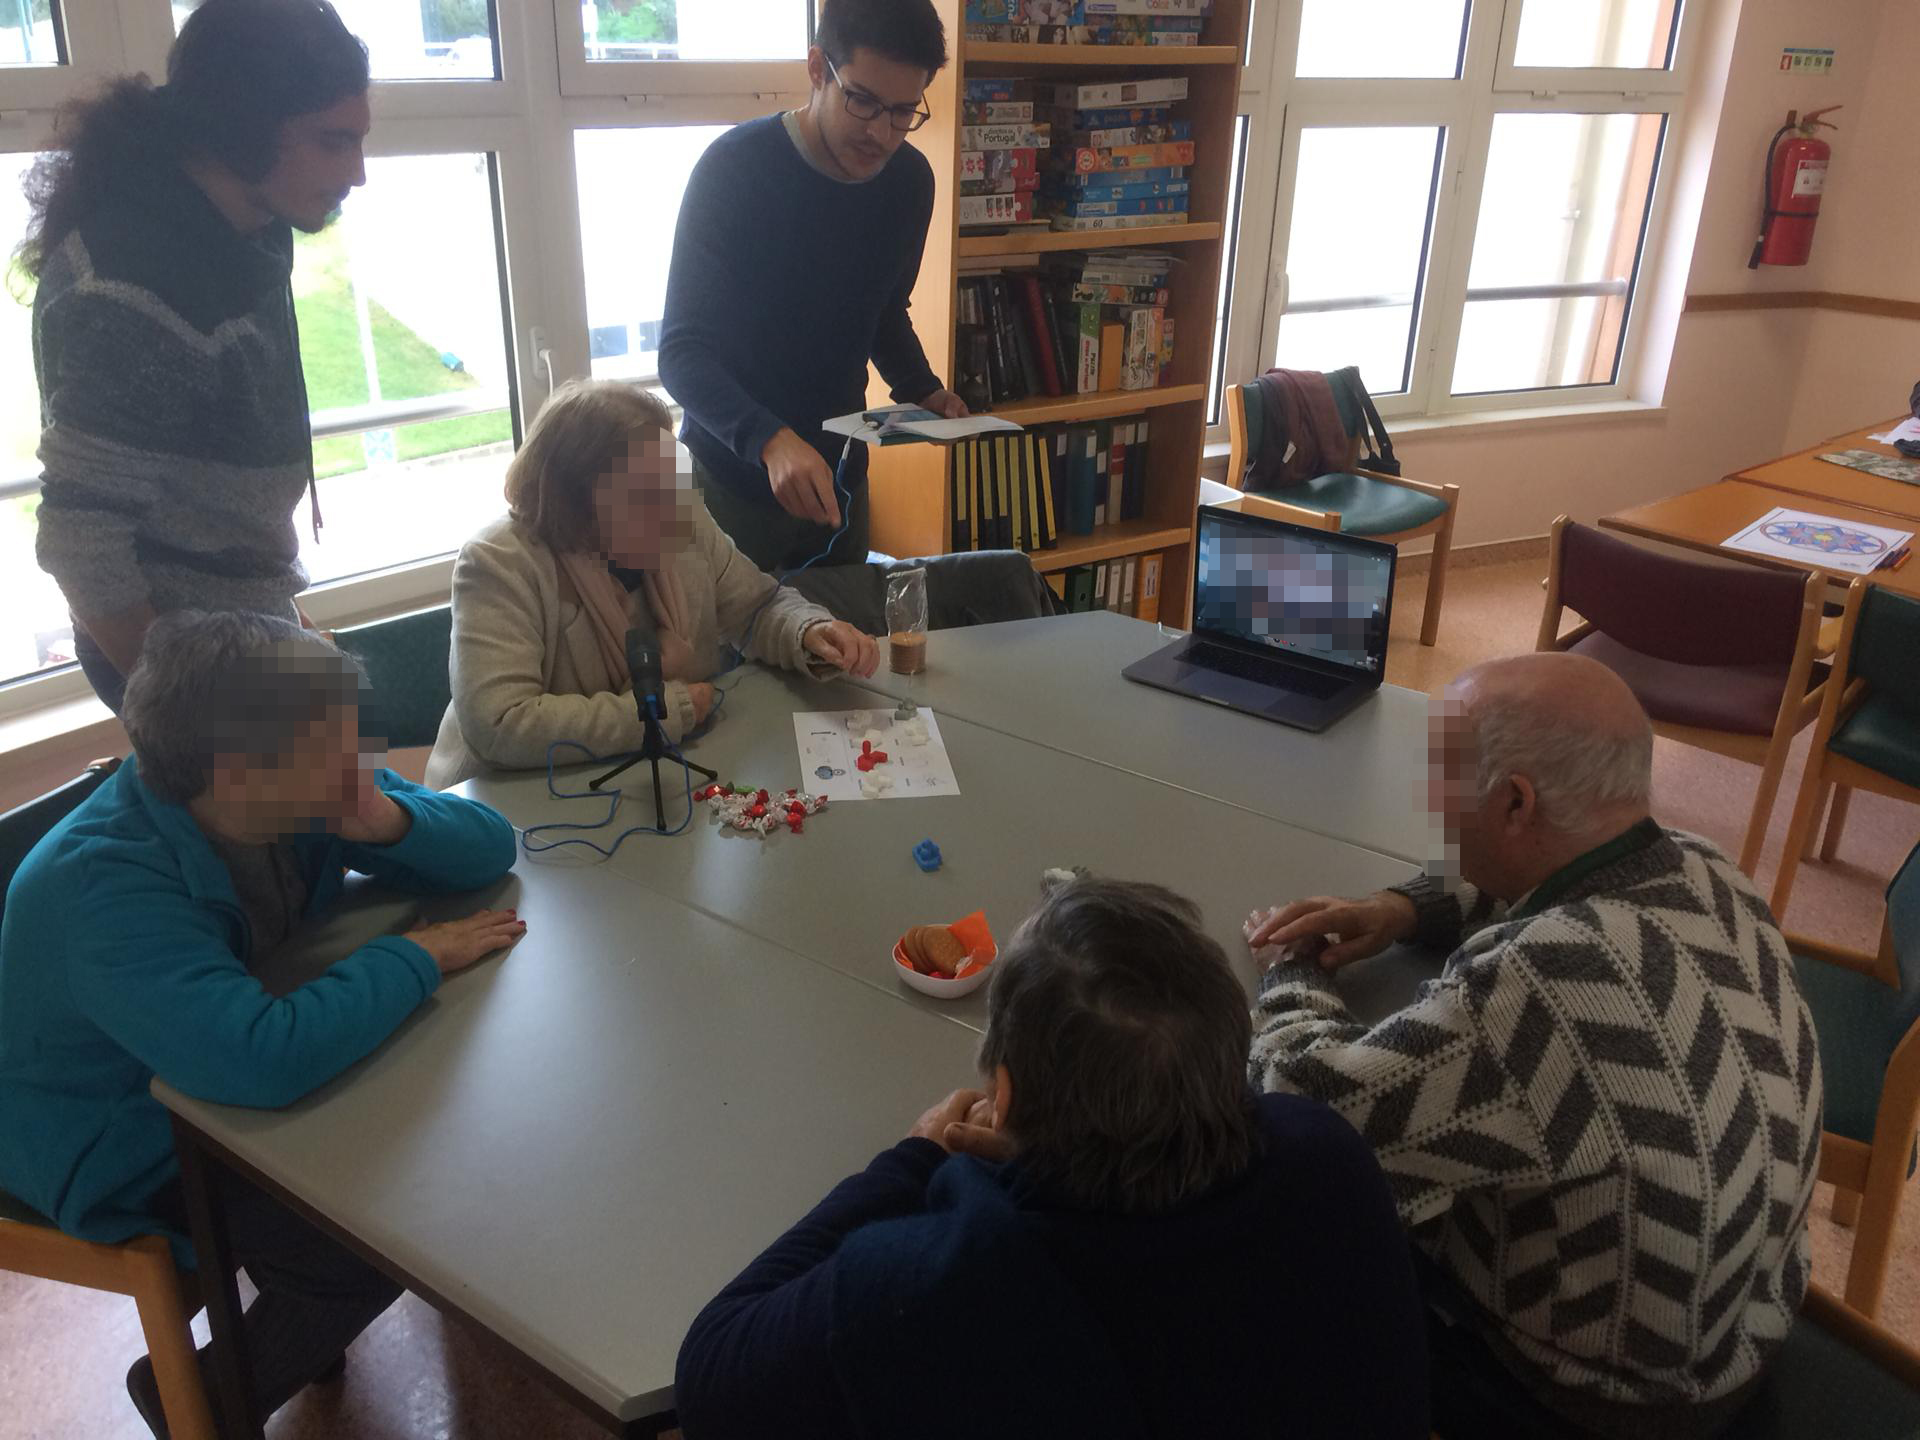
[1536,516,1829,876]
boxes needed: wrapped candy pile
[695,784,828,837]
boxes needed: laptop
[1121,505,1396,732]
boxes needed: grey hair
[978,878,1259,1216]
[1464,683,1653,832]
[121,610,364,804]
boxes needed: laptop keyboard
[1186,642,1349,700]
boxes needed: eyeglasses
[826,57,932,133]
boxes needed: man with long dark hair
[19,0,371,711]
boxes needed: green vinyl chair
[1772,580,1920,921]
[336,604,454,752]
[1786,838,1920,1320]
[1722,1284,1920,1439]
[1224,373,1459,646]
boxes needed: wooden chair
[1536,517,1830,876]
[1223,379,1459,645]
[1787,839,1920,1319]
[1772,579,1920,920]
[0,758,217,1439]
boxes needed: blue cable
[521,700,699,859]
[717,428,865,680]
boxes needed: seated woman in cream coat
[426,380,878,789]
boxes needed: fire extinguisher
[1748,106,1840,268]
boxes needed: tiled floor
[4,551,1915,1438]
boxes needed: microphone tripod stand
[588,694,717,832]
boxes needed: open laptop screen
[1193,507,1395,674]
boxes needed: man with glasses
[659,0,965,572]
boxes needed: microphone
[625,627,665,721]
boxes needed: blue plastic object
[912,839,943,872]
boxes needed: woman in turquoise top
[0,609,522,1434]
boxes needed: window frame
[1493,0,1692,97]
[553,0,813,100]
[1208,0,1699,444]
[0,1,122,111]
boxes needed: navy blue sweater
[674,1094,1429,1440]
[657,116,943,508]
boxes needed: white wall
[1781,0,1920,446]
[1386,0,1903,550]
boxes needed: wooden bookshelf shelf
[1030,522,1194,575]
[865,0,1247,628]
[985,383,1206,427]
[965,42,1243,68]
[957,222,1222,259]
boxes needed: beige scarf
[555,549,697,687]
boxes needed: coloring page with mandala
[1724,505,1913,575]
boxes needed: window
[1451,111,1664,395]
[1293,0,1467,80]
[559,0,813,96]
[581,0,809,64]
[574,125,726,388]
[294,152,516,586]
[2,2,64,66]
[172,0,500,80]
[1218,0,1696,426]
[0,150,73,686]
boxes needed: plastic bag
[885,567,928,675]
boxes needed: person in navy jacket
[0,609,521,1435]
[675,878,1430,1440]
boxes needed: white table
[843,611,1437,864]
[154,631,1440,1437]
[157,866,987,1435]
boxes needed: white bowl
[892,935,994,999]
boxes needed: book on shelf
[961,122,1052,151]
[959,253,1178,405]
[1036,77,1190,110]
[1052,212,1191,231]
[959,192,1036,226]
[1067,140,1198,172]
[1135,551,1163,622]
[962,100,1033,123]
[950,415,1150,553]
[961,148,1042,194]
[1056,121,1192,149]
[963,0,1213,44]
[1055,552,1162,619]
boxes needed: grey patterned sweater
[32,158,313,629]
[1251,823,1822,1416]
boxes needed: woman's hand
[802,620,879,678]
[686,681,716,727]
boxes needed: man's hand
[336,775,412,846]
[919,388,970,420]
[802,620,879,678]
[404,908,526,975]
[942,1093,1015,1164]
[1246,891,1417,973]
[761,427,839,527]
[910,1089,988,1151]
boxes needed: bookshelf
[865,1,1248,627]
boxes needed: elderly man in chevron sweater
[1247,651,1823,1440]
